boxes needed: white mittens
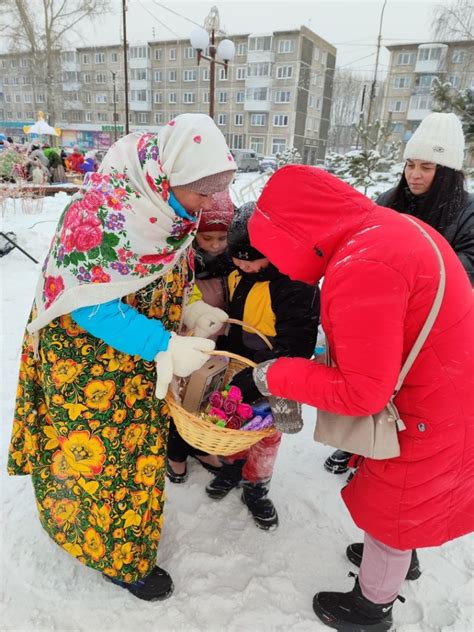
[182,300,228,338]
[154,333,215,399]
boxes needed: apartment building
[0,25,336,164]
[382,40,473,162]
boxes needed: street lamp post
[111,71,118,142]
[190,6,235,120]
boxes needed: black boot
[313,577,403,631]
[346,543,422,581]
[241,479,279,531]
[205,460,245,500]
[105,566,174,601]
[324,449,352,474]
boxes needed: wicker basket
[166,321,275,456]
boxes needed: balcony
[244,99,272,112]
[414,44,448,74]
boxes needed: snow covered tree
[431,0,473,41]
[276,147,302,168]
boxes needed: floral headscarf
[28,114,236,333]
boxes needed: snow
[1,177,473,631]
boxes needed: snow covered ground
[1,176,473,631]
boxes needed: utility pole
[366,0,388,129]
[355,84,367,149]
[111,71,118,142]
[122,0,130,134]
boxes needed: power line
[135,0,181,39]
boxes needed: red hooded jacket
[249,165,474,550]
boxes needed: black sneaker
[105,565,174,601]
[241,480,279,531]
[205,460,245,500]
[324,449,352,474]
[346,543,422,581]
[313,576,404,631]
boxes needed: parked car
[259,156,278,173]
[230,149,260,172]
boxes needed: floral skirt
[8,313,172,582]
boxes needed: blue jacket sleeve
[71,300,171,361]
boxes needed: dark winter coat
[249,165,474,550]
[219,264,320,402]
[377,188,474,285]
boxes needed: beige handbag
[314,217,446,460]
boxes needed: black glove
[230,367,262,404]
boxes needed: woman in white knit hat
[325,111,474,481]
[7,113,236,602]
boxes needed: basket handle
[225,318,273,350]
[207,349,257,368]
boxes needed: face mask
[168,190,196,221]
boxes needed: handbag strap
[394,216,446,392]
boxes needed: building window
[217,113,227,126]
[154,91,162,103]
[155,112,163,124]
[248,36,272,51]
[71,111,82,122]
[250,113,266,126]
[390,99,407,112]
[236,66,246,80]
[4,94,11,102]
[23,94,32,103]
[203,91,210,103]
[169,47,177,61]
[418,47,441,62]
[396,52,416,65]
[316,97,322,110]
[138,112,149,124]
[250,137,264,154]
[10,59,17,68]
[25,111,34,120]
[393,122,405,134]
[309,94,315,108]
[131,90,148,101]
[83,73,91,84]
[246,87,268,101]
[232,134,244,149]
[15,94,21,103]
[183,69,197,81]
[15,111,22,120]
[449,74,461,89]
[218,67,228,80]
[275,90,291,103]
[36,94,45,103]
[417,75,436,89]
[247,62,271,77]
[131,68,148,81]
[272,137,286,154]
[392,76,411,89]
[154,48,163,61]
[314,47,320,61]
[96,94,108,103]
[201,68,209,81]
[82,54,90,64]
[235,113,244,126]
[168,92,177,103]
[276,65,293,79]
[110,52,118,63]
[84,93,91,103]
[130,46,148,59]
[183,92,196,104]
[95,52,105,64]
[20,58,28,67]
[98,112,108,122]
[273,114,289,126]
[168,70,176,82]
[410,95,433,110]
[237,43,247,56]
[452,49,465,63]
[184,46,195,59]
[235,91,245,104]
[154,71,162,82]
[278,39,295,53]
[96,73,107,84]
[218,90,228,104]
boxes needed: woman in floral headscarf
[8,114,236,601]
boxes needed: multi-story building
[0,26,336,164]
[381,39,473,162]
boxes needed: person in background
[166,191,235,483]
[246,164,473,631]
[205,202,320,530]
[43,147,67,183]
[66,144,85,173]
[8,114,236,602]
[324,113,473,484]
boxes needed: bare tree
[1,0,110,124]
[431,0,473,41]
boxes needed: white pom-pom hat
[403,112,465,171]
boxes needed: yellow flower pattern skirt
[8,259,190,583]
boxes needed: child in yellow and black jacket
[206,202,320,530]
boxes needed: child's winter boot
[241,479,279,530]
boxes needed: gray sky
[3,0,442,77]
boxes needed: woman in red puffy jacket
[248,165,474,631]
